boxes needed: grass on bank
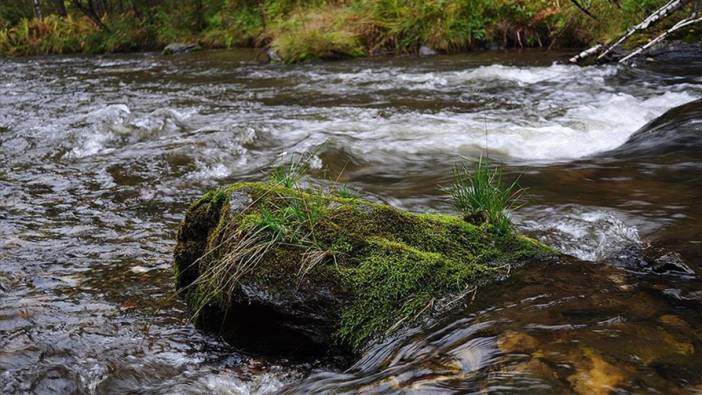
[0,13,159,55]
[1,0,694,61]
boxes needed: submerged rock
[419,46,438,56]
[607,242,695,276]
[645,40,702,62]
[162,43,199,55]
[266,48,282,63]
[174,182,552,355]
[567,347,631,395]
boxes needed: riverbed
[1,49,701,393]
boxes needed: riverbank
[1,0,696,62]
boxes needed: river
[1,49,701,394]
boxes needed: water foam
[61,62,701,165]
[254,90,696,164]
[517,205,642,261]
[252,63,619,91]
[238,62,702,164]
[65,105,196,159]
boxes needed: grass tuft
[445,155,525,235]
[268,154,308,188]
[336,184,358,199]
[268,4,365,62]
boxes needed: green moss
[174,181,553,352]
[337,236,491,350]
[173,187,229,289]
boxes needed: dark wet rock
[419,46,438,56]
[644,40,702,62]
[663,288,702,302]
[607,242,695,276]
[174,182,552,356]
[596,44,629,63]
[600,98,702,159]
[369,47,392,57]
[644,247,694,275]
[162,43,199,55]
[594,40,702,63]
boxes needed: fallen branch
[569,44,603,63]
[569,0,690,63]
[597,0,690,61]
[620,15,702,63]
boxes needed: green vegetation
[1,0,695,61]
[0,15,95,56]
[174,164,552,352]
[446,156,525,235]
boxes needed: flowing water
[1,49,702,394]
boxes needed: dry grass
[0,15,97,55]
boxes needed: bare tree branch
[569,0,691,63]
[569,0,598,20]
[71,0,111,32]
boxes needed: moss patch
[174,181,553,353]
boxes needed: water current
[1,49,701,393]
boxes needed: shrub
[200,3,264,48]
[0,3,33,29]
[86,13,158,54]
[0,0,675,59]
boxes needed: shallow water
[1,49,701,394]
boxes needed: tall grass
[200,3,264,48]
[85,12,159,54]
[446,156,525,235]
[268,154,309,188]
[0,15,97,56]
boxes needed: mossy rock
[174,182,554,355]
